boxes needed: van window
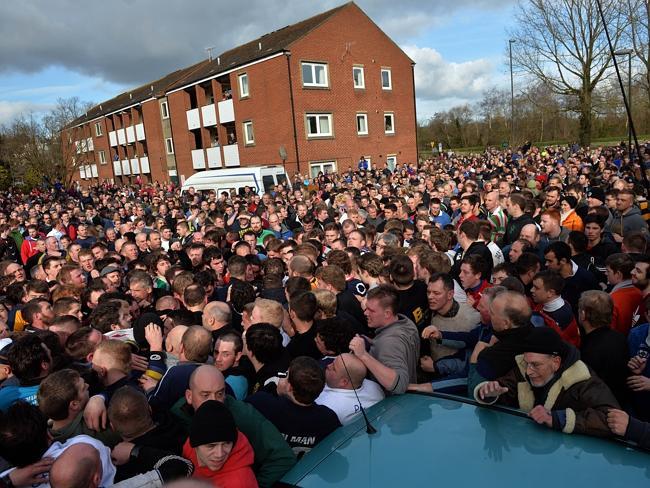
[277,173,288,186]
[262,175,275,192]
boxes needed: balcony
[135,123,145,141]
[223,144,240,167]
[187,108,200,130]
[218,99,234,124]
[91,164,98,177]
[117,129,126,145]
[130,158,140,174]
[140,156,150,174]
[109,131,118,147]
[113,160,122,176]
[206,147,222,168]
[126,126,136,144]
[121,159,131,175]
[201,104,217,127]
[192,149,206,169]
[87,138,94,152]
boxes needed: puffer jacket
[474,347,619,437]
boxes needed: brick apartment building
[65,2,417,186]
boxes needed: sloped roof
[69,2,351,129]
[166,2,350,92]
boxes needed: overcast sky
[0,0,516,124]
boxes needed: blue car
[281,392,649,487]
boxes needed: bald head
[490,291,532,331]
[156,295,180,311]
[519,224,540,246]
[326,353,367,389]
[165,325,188,356]
[50,443,101,488]
[202,301,231,331]
[186,365,226,410]
[181,326,212,363]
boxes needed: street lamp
[614,48,633,153]
[509,39,516,148]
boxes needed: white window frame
[94,122,103,137]
[301,62,329,88]
[386,155,397,170]
[243,121,255,145]
[165,138,174,155]
[238,73,249,98]
[356,113,368,136]
[353,66,365,89]
[98,150,107,165]
[384,112,395,134]
[305,113,333,138]
[310,161,337,178]
[381,68,392,90]
[161,101,170,119]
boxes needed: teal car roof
[282,393,649,487]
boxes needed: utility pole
[509,39,516,148]
[614,49,633,154]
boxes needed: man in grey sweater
[349,285,419,395]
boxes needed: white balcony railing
[109,131,118,147]
[201,104,217,127]
[121,159,130,175]
[206,147,222,168]
[135,123,145,141]
[218,99,234,124]
[140,156,150,174]
[187,108,200,130]
[113,160,122,176]
[130,158,140,174]
[117,129,126,145]
[126,126,135,143]
[192,149,206,169]
[223,144,239,167]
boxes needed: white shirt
[1,435,115,488]
[486,241,505,267]
[316,379,385,425]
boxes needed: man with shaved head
[316,353,384,425]
[171,365,296,487]
[202,301,232,335]
[49,442,103,488]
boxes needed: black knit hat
[524,327,569,358]
[133,312,164,349]
[189,400,237,448]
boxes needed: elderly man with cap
[473,327,619,437]
[182,400,258,487]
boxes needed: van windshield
[262,175,275,192]
[277,173,288,187]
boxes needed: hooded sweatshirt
[613,206,648,236]
[182,431,258,488]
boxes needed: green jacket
[49,411,122,448]
[171,395,296,487]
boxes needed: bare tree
[622,0,650,106]
[509,0,627,146]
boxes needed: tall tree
[622,0,650,107]
[509,0,627,146]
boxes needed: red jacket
[466,280,492,309]
[20,237,38,265]
[183,431,258,488]
[610,284,643,335]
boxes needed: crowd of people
[0,141,648,486]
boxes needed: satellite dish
[279,146,288,161]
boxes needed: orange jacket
[561,210,584,232]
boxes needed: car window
[262,175,275,191]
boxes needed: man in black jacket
[502,194,535,247]
[451,220,493,281]
[578,290,630,405]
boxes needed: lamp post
[614,48,633,153]
[509,39,516,148]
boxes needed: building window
[238,73,249,98]
[98,150,107,165]
[381,68,392,90]
[165,138,174,154]
[161,101,170,119]
[356,113,368,135]
[94,122,103,137]
[384,113,395,134]
[301,62,328,88]
[386,155,397,170]
[310,161,336,178]
[306,113,333,138]
[353,66,365,89]
[243,121,255,145]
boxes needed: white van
[180,165,291,196]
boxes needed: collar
[543,295,565,312]
[434,300,460,318]
[612,279,634,292]
[570,260,578,276]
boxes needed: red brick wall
[288,4,417,176]
[167,90,194,181]
[141,99,168,183]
